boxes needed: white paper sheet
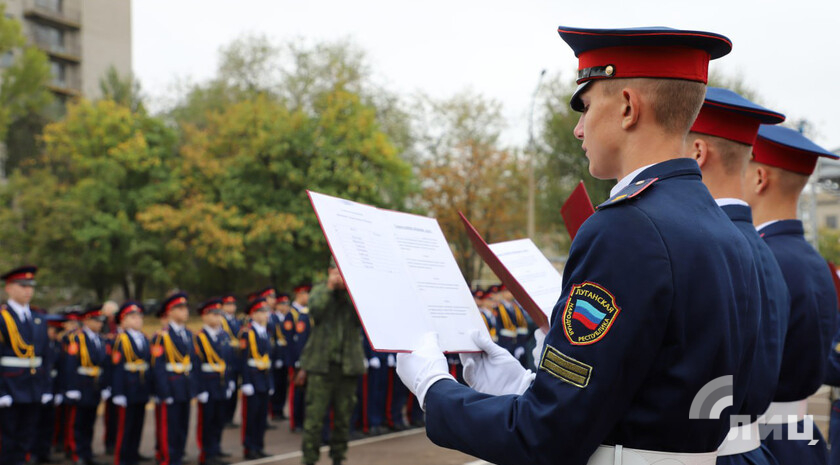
[308,191,486,352]
[488,238,564,319]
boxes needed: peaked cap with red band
[160,292,188,317]
[691,87,785,146]
[752,125,838,175]
[221,294,236,304]
[117,301,144,324]
[557,26,733,112]
[258,287,276,299]
[2,265,38,286]
[294,284,312,294]
[277,292,291,304]
[247,297,270,315]
[83,303,106,321]
[198,297,224,316]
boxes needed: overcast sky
[133,0,840,151]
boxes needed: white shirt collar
[251,321,266,336]
[715,198,749,208]
[6,299,30,321]
[203,325,220,338]
[83,326,99,339]
[756,220,780,232]
[169,322,185,333]
[610,164,656,198]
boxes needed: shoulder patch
[66,342,79,356]
[597,177,658,210]
[112,351,122,364]
[151,344,164,357]
[562,281,621,345]
[539,344,592,388]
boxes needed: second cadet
[240,298,273,459]
[219,294,241,429]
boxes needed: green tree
[99,66,145,114]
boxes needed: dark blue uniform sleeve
[424,207,674,465]
[150,332,171,400]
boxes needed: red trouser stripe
[287,367,296,430]
[159,403,170,465]
[241,394,248,453]
[113,406,126,465]
[197,404,204,463]
[362,373,369,433]
[450,363,457,377]
[67,406,78,461]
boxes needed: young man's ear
[620,88,642,130]
[690,138,709,168]
[754,166,769,195]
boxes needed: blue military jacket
[268,312,289,367]
[239,323,273,393]
[62,327,108,407]
[220,314,242,377]
[760,220,837,401]
[287,304,311,367]
[424,159,761,465]
[194,327,231,401]
[721,204,788,419]
[0,304,48,403]
[151,324,197,402]
[110,329,151,404]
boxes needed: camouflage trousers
[301,364,358,464]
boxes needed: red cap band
[165,297,187,313]
[119,304,140,321]
[578,46,710,83]
[690,105,761,146]
[5,271,34,282]
[753,137,818,175]
[222,296,236,304]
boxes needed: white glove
[113,395,127,407]
[294,361,300,368]
[228,380,236,391]
[0,395,11,407]
[197,392,209,404]
[241,384,255,397]
[274,359,284,368]
[164,397,174,404]
[386,354,396,367]
[396,332,454,409]
[269,388,275,396]
[54,393,63,405]
[460,330,535,396]
[369,357,381,369]
[66,390,82,400]
[101,388,111,401]
[41,393,53,405]
[532,328,547,366]
[226,387,233,399]
[513,346,525,360]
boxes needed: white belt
[499,329,516,338]
[761,399,808,424]
[164,362,192,373]
[0,356,42,368]
[276,341,287,347]
[201,363,225,373]
[587,445,717,465]
[718,420,761,456]
[247,359,270,370]
[76,366,100,376]
[516,328,529,335]
[124,362,148,372]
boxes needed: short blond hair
[600,78,706,135]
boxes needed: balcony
[23,0,81,30]
[47,72,81,98]
[30,36,81,63]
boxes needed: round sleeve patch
[151,344,164,357]
[295,321,306,333]
[283,320,293,331]
[112,351,122,364]
[66,342,78,356]
[562,281,621,345]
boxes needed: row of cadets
[396,25,765,465]
[239,298,273,459]
[32,312,67,464]
[287,284,312,432]
[486,284,530,364]
[63,304,110,465]
[150,292,196,465]
[686,87,791,464]
[193,298,234,465]
[259,286,286,422]
[0,266,49,465]
[110,301,151,465]
[750,126,840,463]
[219,294,242,428]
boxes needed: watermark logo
[689,375,733,420]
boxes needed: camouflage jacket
[299,283,365,376]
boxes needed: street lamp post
[527,69,547,239]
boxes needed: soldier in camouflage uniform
[299,261,365,465]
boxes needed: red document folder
[560,181,595,241]
[827,261,840,309]
[459,213,549,331]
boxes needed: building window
[50,60,66,87]
[827,215,838,229]
[33,23,64,53]
[35,0,63,13]
[0,51,13,68]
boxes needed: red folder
[827,261,840,309]
[459,213,549,331]
[560,181,595,240]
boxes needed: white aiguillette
[307,190,487,353]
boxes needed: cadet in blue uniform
[0,266,49,465]
[57,307,82,460]
[743,125,839,464]
[192,298,232,465]
[269,292,291,421]
[288,284,311,432]
[364,332,389,435]
[33,313,66,464]
[686,87,790,464]
[150,292,197,465]
[240,298,274,459]
[111,302,151,465]
[219,294,241,429]
[397,26,762,465]
[63,304,109,465]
